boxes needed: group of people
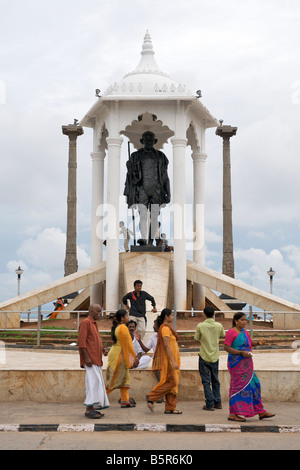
[78,281,275,422]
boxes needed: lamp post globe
[15,266,24,296]
[267,267,275,294]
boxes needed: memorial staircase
[1,253,300,330]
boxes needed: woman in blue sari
[224,312,275,422]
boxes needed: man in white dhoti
[78,304,110,419]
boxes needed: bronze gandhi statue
[124,131,171,245]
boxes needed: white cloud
[17,228,65,271]
[0,227,90,303]
[235,246,300,304]
[282,245,300,272]
[247,231,268,240]
[205,229,222,244]
[16,227,90,273]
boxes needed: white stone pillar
[105,136,123,311]
[171,137,187,311]
[192,150,207,310]
[90,149,105,304]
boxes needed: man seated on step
[135,318,158,358]
[127,320,151,369]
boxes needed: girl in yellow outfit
[106,309,137,408]
[147,308,181,414]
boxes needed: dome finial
[127,30,161,74]
[105,30,191,97]
[141,30,154,56]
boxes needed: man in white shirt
[127,320,151,369]
[135,319,158,356]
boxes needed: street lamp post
[267,267,275,294]
[15,266,24,296]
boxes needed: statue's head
[140,131,157,148]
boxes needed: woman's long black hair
[156,308,172,328]
[111,309,128,344]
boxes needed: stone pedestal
[120,252,172,344]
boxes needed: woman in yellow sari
[146,308,181,414]
[106,309,137,408]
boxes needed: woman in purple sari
[224,312,275,422]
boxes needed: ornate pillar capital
[215,125,237,140]
[192,151,207,163]
[106,136,123,147]
[90,150,106,161]
[62,123,84,139]
[170,137,188,148]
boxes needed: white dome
[104,31,191,97]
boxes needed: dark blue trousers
[198,355,221,408]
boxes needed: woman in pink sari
[224,312,275,422]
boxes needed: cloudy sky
[0,0,300,309]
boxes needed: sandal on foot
[85,410,104,419]
[118,397,136,405]
[121,402,136,408]
[146,395,154,412]
[259,412,275,420]
[164,409,182,415]
[228,415,246,422]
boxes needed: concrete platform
[0,348,299,433]
[0,349,299,403]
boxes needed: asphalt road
[1,431,299,451]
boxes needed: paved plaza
[1,347,299,371]
[0,348,299,433]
